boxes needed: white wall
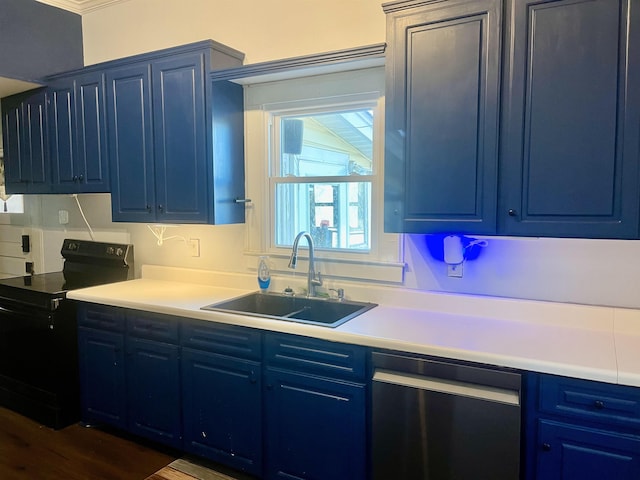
[81,0,387,65]
[15,0,640,310]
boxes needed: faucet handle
[329,288,345,301]
[311,271,323,287]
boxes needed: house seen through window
[272,108,374,252]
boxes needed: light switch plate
[188,238,200,257]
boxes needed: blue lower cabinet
[77,327,126,429]
[77,306,370,478]
[181,348,262,476]
[126,337,182,449]
[536,420,640,479]
[264,367,366,480]
[525,373,640,480]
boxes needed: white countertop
[67,265,640,387]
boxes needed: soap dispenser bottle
[257,256,271,292]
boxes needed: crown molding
[211,43,386,84]
[35,0,131,15]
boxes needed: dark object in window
[283,119,304,154]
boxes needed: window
[272,108,374,252]
[244,67,403,283]
[0,153,24,214]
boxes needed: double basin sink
[201,291,377,328]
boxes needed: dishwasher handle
[373,368,520,406]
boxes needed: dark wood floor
[0,406,177,480]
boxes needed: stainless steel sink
[201,291,377,327]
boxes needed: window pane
[0,156,24,214]
[273,106,374,253]
[275,182,371,251]
[278,110,373,178]
[314,184,334,204]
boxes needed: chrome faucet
[288,231,323,297]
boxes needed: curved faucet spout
[289,231,322,297]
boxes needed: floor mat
[147,456,253,480]
[170,458,239,480]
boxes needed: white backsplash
[19,190,640,310]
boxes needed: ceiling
[35,0,130,15]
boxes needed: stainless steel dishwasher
[372,352,522,480]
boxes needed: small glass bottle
[257,256,271,292]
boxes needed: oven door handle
[0,303,53,322]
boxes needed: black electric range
[0,239,134,428]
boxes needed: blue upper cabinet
[1,88,50,194]
[107,41,245,224]
[48,70,109,193]
[384,0,640,239]
[384,0,502,234]
[500,0,640,238]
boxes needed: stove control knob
[106,246,115,255]
[116,247,124,257]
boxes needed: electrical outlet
[447,263,463,278]
[58,210,69,224]
[187,238,200,257]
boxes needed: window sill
[244,251,405,284]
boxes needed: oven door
[0,299,79,428]
[0,302,57,391]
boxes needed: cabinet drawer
[78,303,125,331]
[181,319,261,360]
[126,310,179,343]
[539,375,640,431]
[265,333,366,381]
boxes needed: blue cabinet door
[74,71,109,192]
[500,0,640,238]
[77,327,126,429]
[536,420,640,479]
[181,348,262,476]
[1,89,50,194]
[182,348,262,476]
[106,63,156,222]
[384,0,502,234]
[126,337,182,449]
[264,367,366,480]
[48,78,76,191]
[151,53,208,223]
[2,96,23,189]
[23,91,50,193]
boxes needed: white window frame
[243,67,404,283]
[269,100,376,254]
